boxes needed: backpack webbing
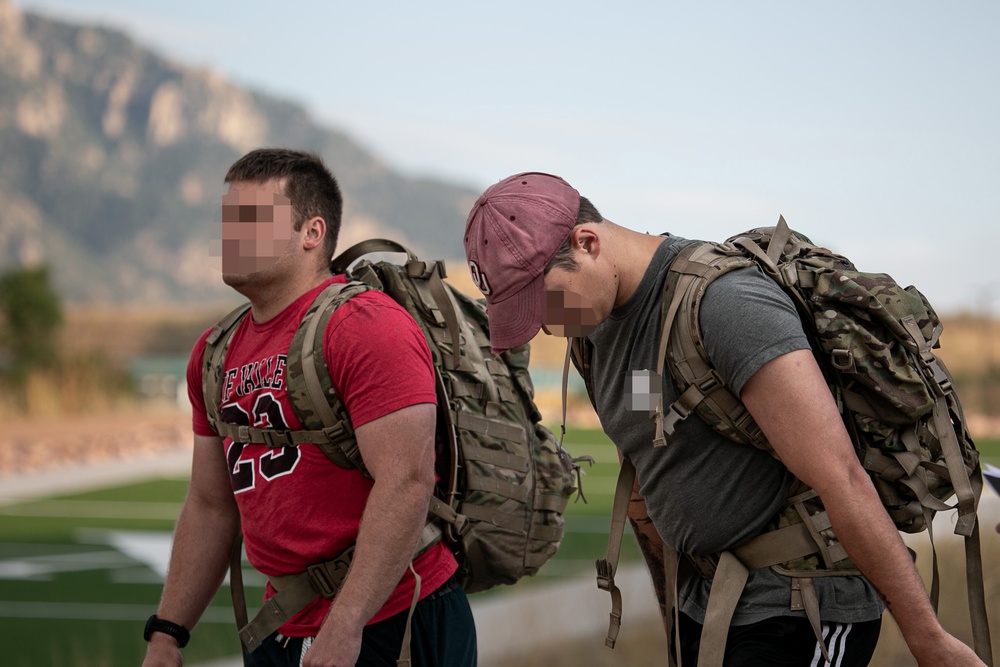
[202,282,370,475]
[571,218,992,666]
[204,239,583,661]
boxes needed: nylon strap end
[605,608,622,649]
[559,339,572,450]
[238,625,265,653]
[395,562,421,667]
[596,558,623,648]
[573,461,593,504]
[652,405,666,448]
[955,512,977,538]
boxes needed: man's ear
[302,216,326,250]
[573,226,601,258]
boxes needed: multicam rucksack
[573,217,991,666]
[203,239,582,661]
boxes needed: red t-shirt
[187,276,456,635]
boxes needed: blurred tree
[0,266,63,384]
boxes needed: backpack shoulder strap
[285,280,375,475]
[651,241,762,447]
[569,335,596,398]
[203,283,375,476]
[202,301,252,435]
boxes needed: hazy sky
[16,0,1000,314]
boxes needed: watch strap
[144,614,191,648]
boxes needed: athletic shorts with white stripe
[673,610,882,666]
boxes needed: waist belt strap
[238,545,355,652]
[696,552,749,667]
[236,522,442,653]
[692,519,844,667]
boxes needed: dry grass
[57,285,1000,374]
[60,302,233,364]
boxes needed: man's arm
[303,402,437,667]
[741,349,984,667]
[142,434,240,667]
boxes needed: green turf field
[0,427,635,666]
[0,432,996,666]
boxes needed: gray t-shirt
[587,235,883,625]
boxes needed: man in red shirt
[142,149,476,667]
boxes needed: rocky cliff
[0,0,478,303]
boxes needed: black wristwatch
[144,614,191,648]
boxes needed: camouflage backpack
[203,239,583,661]
[572,218,991,666]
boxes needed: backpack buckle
[306,546,355,599]
[831,349,855,372]
[693,370,724,394]
[306,564,338,599]
[595,558,614,591]
[260,430,291,448]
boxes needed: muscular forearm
[157,496,240,629]
[302,404,438,667]
[817,472,985,665]
[321,474,432,635]
[739,351,985,665]
[142,491,239,666]
[818,469,941,642]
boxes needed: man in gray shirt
[462,172,985,666]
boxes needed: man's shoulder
[321,284,426,351]
[187,323,219,371]
[327,285,412,323]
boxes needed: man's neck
[243,271,331,323]
[612,228,668,309]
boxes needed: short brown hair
[225,148,343,266]
[544,196,602,274]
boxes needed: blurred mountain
[0,0,479,303]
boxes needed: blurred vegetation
[0,265,61,383]
[0,266,135,417]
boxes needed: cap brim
[485,271,545,354]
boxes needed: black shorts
[247,575,477,667]
[673,610,882,666]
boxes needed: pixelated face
[541,265,603,338]
[215,182,296,275]
[626,369,662,416]
[541,288,601,337]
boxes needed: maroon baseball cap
[464,172,581,353]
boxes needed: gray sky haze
[15,0,1000,314]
